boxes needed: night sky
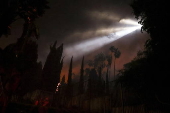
[0,0,149,81]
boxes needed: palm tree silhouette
[109,46,121,79]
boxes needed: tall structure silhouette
[42,41,63,92]
[79,56,84,94]
[66,56,73,97]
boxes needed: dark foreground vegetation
[2,102,87,113]
[1,0,170,113]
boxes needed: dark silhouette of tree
[58,57,64,92]
[119,0,170,107]
[61,75,65,85]
[0,1,49,105]
[78,56,84,94]
[131,0,168,42]
[97,67,105,96]
[68,56,73,87]
[0,0,49,37]
[109,46,121,79]
[83,68,90,83]
[87,52,108,97]
[105,54,112,86]
[87,52,106,70]
[0,0,50,111]
[105,68,109,94]
[42,41,63,92]
[0,40,43,112]
[87,68,98,97]
[87,53,106,96]
[16,40,43,96]
[131,0,170,94]
[88,53,105,71]
[94,52,106,72]
[66,56,73,98]
[116,48,170,111]
[17,61,42,96]
[17,40,38,71]
[106,54,112,68]
[87,60,94,69]
[116,52,157,106]
[60,75,66,94]
[84,68,90,76]
[0,40,39,90]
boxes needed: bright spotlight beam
[119,19,140,26]
[64,20,141,61]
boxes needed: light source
[64,19,142,61]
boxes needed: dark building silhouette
[42,41,63,92]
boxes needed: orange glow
[61,64,81,83]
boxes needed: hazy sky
[0,0,149,81]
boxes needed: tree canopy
[131,0,169,54]
[116,0,170,107]
[0,0,49,37]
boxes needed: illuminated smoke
[63,19,142,61]
[119,19,140,26]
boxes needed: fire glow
[64,19,142,61]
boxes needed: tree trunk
[114,57,116,79]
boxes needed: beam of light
[119,19,140,26]
[64,20,142,61]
